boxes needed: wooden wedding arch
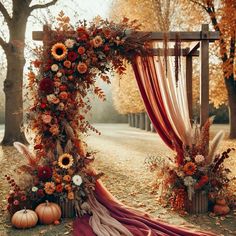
[32,24,219,127]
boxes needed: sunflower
[58,153,74,169]
[51,43,68,61]
[183,162,197,176]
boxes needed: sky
[26,0,113,41]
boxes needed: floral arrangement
[146,118,235,212]
[6,12,145,216]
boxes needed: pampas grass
[207,130,225,165]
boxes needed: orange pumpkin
[11,208,38,229]
[35,201,61,224]
[213,204,230,215]
[216,198,227,206]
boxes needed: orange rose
[63,60,71,68]
[68,191,74,200]
[77,62,87,74]
[92,36,103,48]
[44,182,55,195]
[63,175,71,182]
[49,124,60,136]
[65,184,72,191]
[56,184,63,193]
[59,91,68,100]
[78,46,85,55]
[42,114,52,124]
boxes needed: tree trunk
[139,112,145,130]
[1,14,29,145]
[225,76,236,139]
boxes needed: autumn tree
[110,0,180,115]
[189,0,236,138]
[0,0,59,145]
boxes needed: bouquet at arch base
[145,117,235,213]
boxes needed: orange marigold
[183,162,197,176]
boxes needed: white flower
[32,186,38,192]
[47,94,59,104]
[176,170,184,177]
[65,39,75,48]
[57,71,62,77]
[51,64,59,72]
[72,175,83,186]
[184,176,196,186]
[58,102,65,111]
[185,156,191,161]
[195,155,205,163]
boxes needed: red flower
[40,103,47,109]
[39,78,54,94]
[67,51,78,62]
[77,27,86,34]
[13,200,19,206]
[7,196,13,204]
[21,195,27,201]
[104,45,110,51]
[34,144,43,150]
[195,175,209,190]
[38,166,52,181]
[36,189,45,198]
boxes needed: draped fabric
[73,45,216,236]
[132,56,184,164]
[73,180,216,236]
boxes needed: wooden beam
[127,30,219,42]
[186,55,193,122]
[33,27,220,42]
[187,42,200,56]
[151,48,199,57]
[200,24,209,127]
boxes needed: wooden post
[139,112,145,130]
[145,113,151,131]
[186,55,193,122]
[42,25,51,45]
[200,24,209,127]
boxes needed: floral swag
[5,13,147,215]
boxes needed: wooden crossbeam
[126,30,219,42]
[151,48,199,57]
[32,30,220,42]
[187,42,200,56]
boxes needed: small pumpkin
[35,201,61,224]
[213,204,230,215]
[11,208,38,229]
[216,198,227,206]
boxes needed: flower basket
[56,198,76,218]
[185,191,208,214]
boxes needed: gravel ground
[0,124,235,236]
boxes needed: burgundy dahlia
[37,166,52,181]
[39,78,54,94]
[36,189,45,198]
[67,51,78,62]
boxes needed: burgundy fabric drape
[132,56,184,164]
[73,180,216,236]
